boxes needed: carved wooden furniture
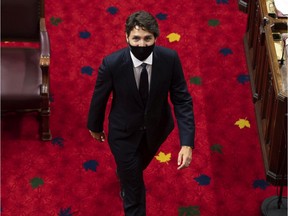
[1,0,52,141]
[244,0,287,185]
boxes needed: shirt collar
[130,51,153,68]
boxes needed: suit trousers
[117,130,154,216]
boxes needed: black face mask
[129,44,155,61]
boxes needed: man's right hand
[89,130,106,142]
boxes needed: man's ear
[126,34,129,43]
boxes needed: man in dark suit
[87,10,195,216]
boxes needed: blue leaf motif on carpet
[58,207,73,216]
[81,66,94,75]
[253,179,270,190]
[79,31,91,39]
[107,6,118,15]
[156,13,168,20]
[52,137,64,147]
[237,74,250,84]
[83,160,99,172]
[194,174,211,186]
[216,0,229,4]
[220,48,233,56]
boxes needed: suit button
[139,126,146,130]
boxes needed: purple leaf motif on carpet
[237,74,250,84]
[58,207,73,216]
[194,174,211,186]
[52,137,64,147]
[220,48,233,56]
[83,160,99,172]
[81,66,94,76]
[156,13,168,20]
[107,6,118,15]
[253,179,270,190]
[79,31,91,39]
[216,0,229,4]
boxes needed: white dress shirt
[130,51,153,91]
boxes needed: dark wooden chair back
[1,0,52,141]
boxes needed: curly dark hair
[125,11,160,38]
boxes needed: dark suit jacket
[87,46,195,160]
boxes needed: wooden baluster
[252,7,261,70]
[254,30,267,101]
[268,97,287,183]
[248,0,258,48]
[260,56,270,119]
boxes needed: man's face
[126,26,156,47]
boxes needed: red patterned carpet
[1,0,286,215]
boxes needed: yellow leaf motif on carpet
[155,151,171,163]
[166,33,181,42]
[235,118,250,129]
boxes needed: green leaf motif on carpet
[178,206,200,216]
[50,16,62,26]
[30,177,44,189]
[210,144,223,154]
[208,19,220,27]
[190,76,202,85]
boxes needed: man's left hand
[177,146,193,170]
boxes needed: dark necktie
[139,63,149,107]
